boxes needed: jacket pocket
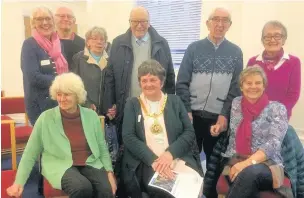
[216,97,226,102]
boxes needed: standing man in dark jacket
[104,6,175,144]
[176,7,243,167]
[55,7,85,69]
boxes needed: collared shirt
[207,35,225,50]
[255,52,290,70]
[134,32,150,46]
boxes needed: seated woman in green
[7,73,116,198]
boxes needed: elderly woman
[202,66,301,198]
[121,59,203,198]
[247,20,301,120]
[71,26,115,116]
[21,7,68,125]
[6,73,116,198]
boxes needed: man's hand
[216,115,228,132]
[210,124,221,137]
[107,105,117,120]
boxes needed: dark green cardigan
[121,94,203,192]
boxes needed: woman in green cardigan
[7,73,116,198]
[121,59,204,198]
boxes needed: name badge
[40,59,50,66]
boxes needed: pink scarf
[236,94,269,155]
[32,30,68,74]
[261,48,284,70]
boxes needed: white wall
[201,1,304,132]
[1,0,303,132]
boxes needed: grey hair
[85,26,108,47]
[208,7,231,20]
[261,20,288,41]
[30,7,54,29]
[239,65,268,88]
[49,73,87,104]
[138,59,166,84]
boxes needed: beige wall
[1,1,87,97]
[1,1,303,131]
[201,1,304,131]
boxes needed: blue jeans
[227,164,273,198]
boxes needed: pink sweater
[247,54,301,119]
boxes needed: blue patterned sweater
[176,38,243,118]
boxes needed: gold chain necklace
[138,94,168,135]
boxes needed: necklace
[138,94,168,135]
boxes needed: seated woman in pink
[247,20,301,119]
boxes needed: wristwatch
[251,160,257,165]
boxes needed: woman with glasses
[247,20,301,120]
[21,7,68,125]
[71,26,115,117]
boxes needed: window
[136,0,202,72]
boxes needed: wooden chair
[1,96,32,144]
[43,116,106,198]
[1,120,18,198]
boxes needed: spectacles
[210,17,231,25]
[129,20,149,26]
[55,14,75,20]
[263,34,284,41]
[34,17,52,23]
[89,37,106,44]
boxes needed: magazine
[148,171,204,198]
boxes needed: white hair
[30,7,54,29]
[49,73,87,104]
[208,7,231,20]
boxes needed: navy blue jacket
[103,27,176,131]
[21,37,60,125]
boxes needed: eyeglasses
[55,14,75,20]
[129,20,149,26]
[210,17,231,25]
[34,17,52,23]
[263,34,284,41]
[89,37,106,44]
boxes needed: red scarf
[236,94,269,155]
[32,30,68,74]
[261,48,284,70]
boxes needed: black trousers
[192,115,218,167]
[61,166,114,198]
[227,164,273,198]
[126,163,174,198]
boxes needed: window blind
[136,0,202,71]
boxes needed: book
[148,171,204,198]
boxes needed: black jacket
[60,34,85,70]
[121,94,203,195]
[104,26,176,128]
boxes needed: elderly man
[176,7,243,167]
[104,6,175,144]
[55,7,85,69]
